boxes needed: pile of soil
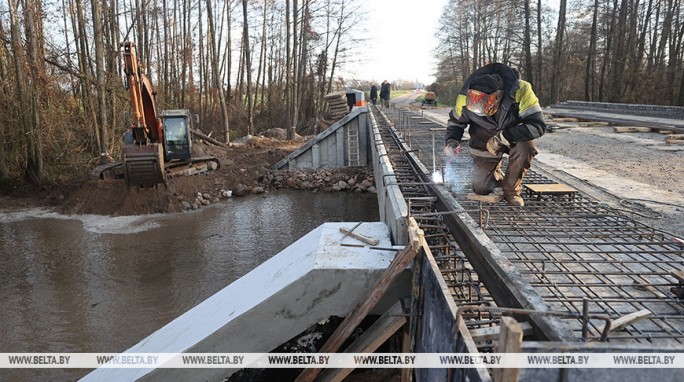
[1,134,376,216]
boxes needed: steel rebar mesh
[392,107,684,345]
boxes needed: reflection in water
[0,190,378,380]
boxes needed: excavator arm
[121,41,163,144]
[120,41,165,186]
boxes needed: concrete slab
[81,222,410,382]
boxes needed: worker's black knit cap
[469,74,503,94]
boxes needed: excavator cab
[161,110,193,161]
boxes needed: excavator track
[164,156,221,179]
[92,150,220,186]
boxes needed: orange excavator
[94,41,219,186]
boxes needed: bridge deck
[376,106,684,347]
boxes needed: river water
[0,190,379,380]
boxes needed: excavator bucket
[122,144,165,187]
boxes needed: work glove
[444,140,461,157]
[486,131,510,155]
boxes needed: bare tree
[205,0,231,143]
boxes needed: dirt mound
[39,136,375,216]
[57,179,180,216]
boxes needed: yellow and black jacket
[445,63,546,151]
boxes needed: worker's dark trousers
[472,140,538,198]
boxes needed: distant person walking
[370,83,378,105]
[380,80,391,108]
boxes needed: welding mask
[466,89,502,116]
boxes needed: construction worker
[444,63,546,206]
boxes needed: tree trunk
[91,0,108,164]
[536,0,543,95]
[205,0,231,144]
[585,0,598,101]
[289,0,299,140]
[550,0,566,104]
[523,0,533,83]
[242,0,254,135]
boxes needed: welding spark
[432,171,443,184]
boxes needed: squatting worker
[444,63,546,206]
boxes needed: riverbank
[0,134,376,216]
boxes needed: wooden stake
[493,317,523,382]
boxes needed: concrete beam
[81,222,410,382]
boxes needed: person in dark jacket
[370,83,378,105]
[380,80,391,108]
[444,63,546,206]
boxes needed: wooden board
[468,193,504,203]
[524,183,576,195]
[339,227,380,246]
[604,309,653,333]
[613,126,653,133]
[665,134,684,144]
[580,122,610,127]
[547,117,580,122]
[671,270,684,283]
[492,317,523,382]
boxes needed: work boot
[501,140,537,207]
[505,195,525,207]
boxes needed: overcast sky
[340,0,449,85]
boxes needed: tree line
[433,0,684,108]
[0,0,363,186]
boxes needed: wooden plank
[580,121,610,127]
[295,221,423,382]
[470,321,534,343]
[339,227,380,246]
[548,122,581,129]
[317,302,407,382]
[605,309,653,333]
[468,193,504,203]
[671,270,684,283]
[547,117,580,122]
[613,126,653,133]
[524,183,576,195]
[665,134,684,144]
[493,317,523,382]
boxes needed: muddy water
[0,190,379,380]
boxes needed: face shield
[466,89,502,116]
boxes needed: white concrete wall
[81,222,410,382]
